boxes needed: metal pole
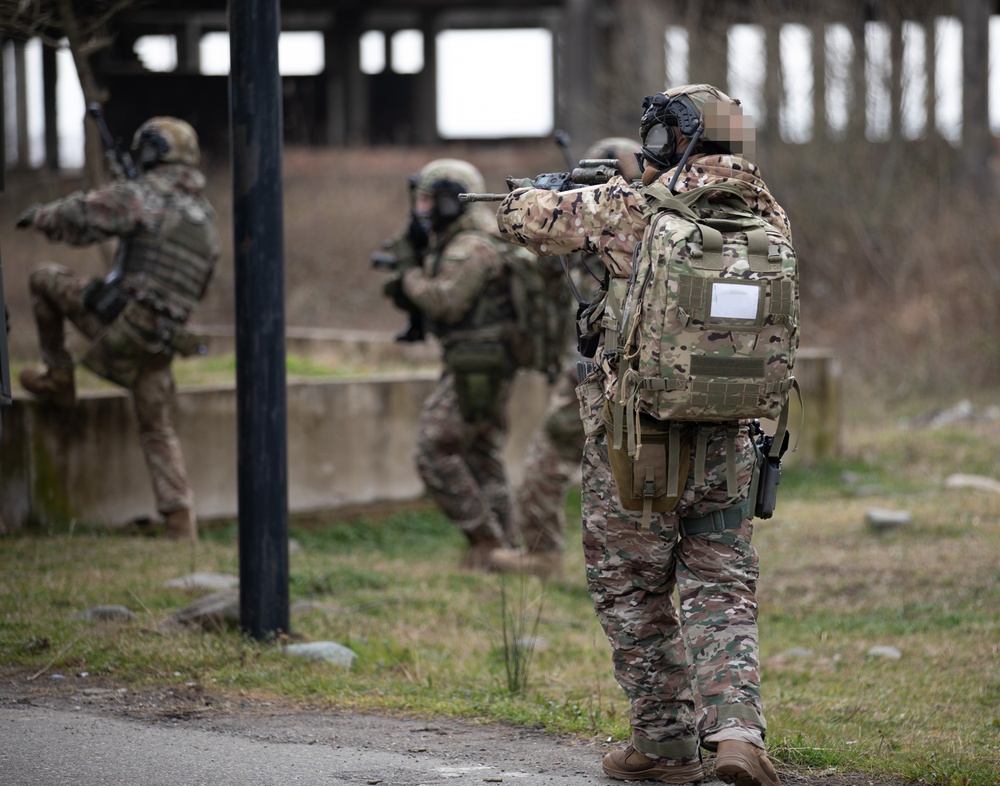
[1,42,13,424]
[228,0,290,640]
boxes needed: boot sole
[602,763,704,784]
[715,756,778,786]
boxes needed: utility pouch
[576,301,601,358]
[445,340,512,423]
[574,368,605,438]
[82,277,129,324]
[81,300,169,389]
[602,400,691,528]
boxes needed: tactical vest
[425,231,517,346]
[120,190,219,320]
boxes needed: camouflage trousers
[514,360,585,553]
[28,265,194,515]
[581,423,765,761]
[415,370,514,544]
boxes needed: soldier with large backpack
[495,85,793,786]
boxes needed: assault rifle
[371,231,426,343]
[87,102,138,181]
[458,158,627,203]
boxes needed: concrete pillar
[13,39,30,168]
[413,14,438,144]
[562,0,597,147]
[42,43,59,171]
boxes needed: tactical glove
[506,176,534,191]
[15,203,41,229]
[406,214,431,257]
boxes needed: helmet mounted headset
[638,92,706,192]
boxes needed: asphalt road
[0,696,634,786]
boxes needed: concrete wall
[0,369,552,533]
[0,335,839,534]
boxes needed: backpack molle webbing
[612,181,800,502]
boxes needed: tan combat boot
[164,508,198,541]
[19,365,76,408]
[488,547,562,580]
[714,740,781,786]
[461,533,505,571]
[602,744,704,784]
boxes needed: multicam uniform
[497,154,791,763]
[25,162,219,521]
[401,202,518,563]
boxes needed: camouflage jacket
[401,204,515,343]
[496,154,792,279]
[30,164,220,320]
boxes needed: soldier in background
[381,159,519,569]
[489,138,642,580]
[15,117,219,541]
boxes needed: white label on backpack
[710,282,759,321]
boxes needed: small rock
[73,605,137,622]
[944,474,1000,495]
[170,589,241,630]
[284,641,357,669]
[164,573,239,591]
[865,508,912,532]
[867,645,902,660]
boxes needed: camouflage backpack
[608,181,800,522]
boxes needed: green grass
[9,350,436,393]
[2,393,999,784]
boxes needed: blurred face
[704,99,757,159]
[414,191,434,216]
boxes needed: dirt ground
[0,665,916,786]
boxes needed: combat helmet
[583,137,643,182]
[638,84,752,178]
[411,158,485,229]
[131,116,201,170]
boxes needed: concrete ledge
[0,334,839,534]
[0,370,552,533]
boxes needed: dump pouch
[444,340,513,423]
[602,399,691,528]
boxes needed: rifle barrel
[457,193,510,203]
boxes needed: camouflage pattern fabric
[513,360,584,553]
[498,154,791,280]
[512,250,603,555]
[23,160,217,518]
[416,370,514,543]
[402,201,517,546]
[496,152,788,753]
[26,265,193,514]
[581,424,762,756]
